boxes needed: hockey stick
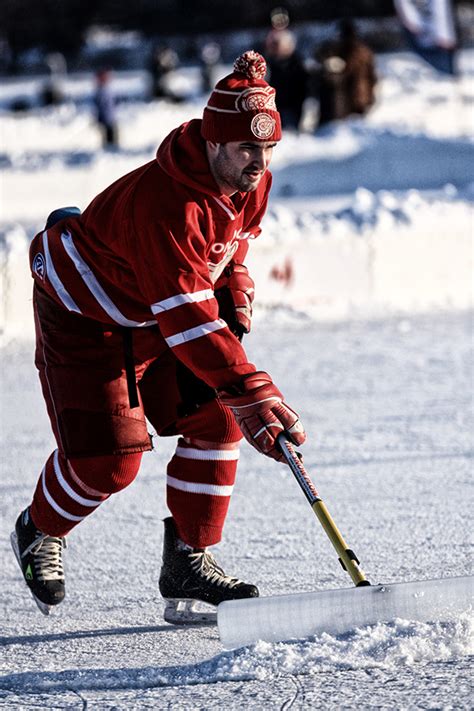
[277,434,370,587]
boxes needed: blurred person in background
[313,19,377,127]
[93,69,118,149]
[11,51,305,623]
[265,28,308,130]
[200,41,221,94]
[149,44,179,101]
[40,52,66,107]
[265,7,308,130]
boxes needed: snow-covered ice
[0,49,473,707]
[1,313,472,707]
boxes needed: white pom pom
[233,51,267,80]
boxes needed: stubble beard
[214,148,261,194]
[233,174,259,193]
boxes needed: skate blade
[163,598,217,626]
[10,531,53,617]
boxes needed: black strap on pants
[122,328,139,409]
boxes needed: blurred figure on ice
[394,0,458,75]
[313,19,377,128]
[149,44,179,100]
[265,29,308,130]
[40,52,67,107]
[11,51,305,622]
[265,8,308,130]
[93,69,118,149]
[200,41,221,94]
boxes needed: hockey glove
[218,371,306,462]
[214,264,255,340]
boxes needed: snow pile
[369,52,474,141]
[0,615,471,694]
[251,187,473,320]
[226,615,474,679]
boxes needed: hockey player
[11,51,306,621]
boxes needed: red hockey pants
[29,286,242,548]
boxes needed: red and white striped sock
[166,437,240,548]
[30,449,142,536]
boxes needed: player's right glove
[214,263,255,340]
[218,371,306,462]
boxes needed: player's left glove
[214,264,255,340]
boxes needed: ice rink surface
[1,312,472,708]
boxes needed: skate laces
[189,550,242,589]
[22,533,66,582]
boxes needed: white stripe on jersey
[166,475,234,497]
[165,318,227,348]
[60,231,155,328]
[175,446,240,461]
[43,231,82,313]
[151,289,214,314]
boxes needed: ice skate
[159,517,258,625]
[11,508,66,615]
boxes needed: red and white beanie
[201,50,282,143]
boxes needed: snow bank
[1,187,472,342]
[249,188,473,322]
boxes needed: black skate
[159,517,259,625]
[10,508,66,616]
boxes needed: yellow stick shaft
[277,434,369,586]
[311,500,368,586]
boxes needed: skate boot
[159,517,259,625]
[11,508,66,615]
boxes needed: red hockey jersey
[29,119,272,389]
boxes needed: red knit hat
[201,50,282,143]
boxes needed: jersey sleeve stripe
[167,475,234,497]
[60,231,155,327]
[151,289,214,314]
[164,318,227,348]
[43,231,82,314]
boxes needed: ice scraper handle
[277,434,370,587]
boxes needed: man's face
[209,140,277,195]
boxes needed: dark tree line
[2,0,396,60]
[2,0,469,68]
[2,0,96,58]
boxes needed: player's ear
[206,140,220,161]
[206,140,219,153]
